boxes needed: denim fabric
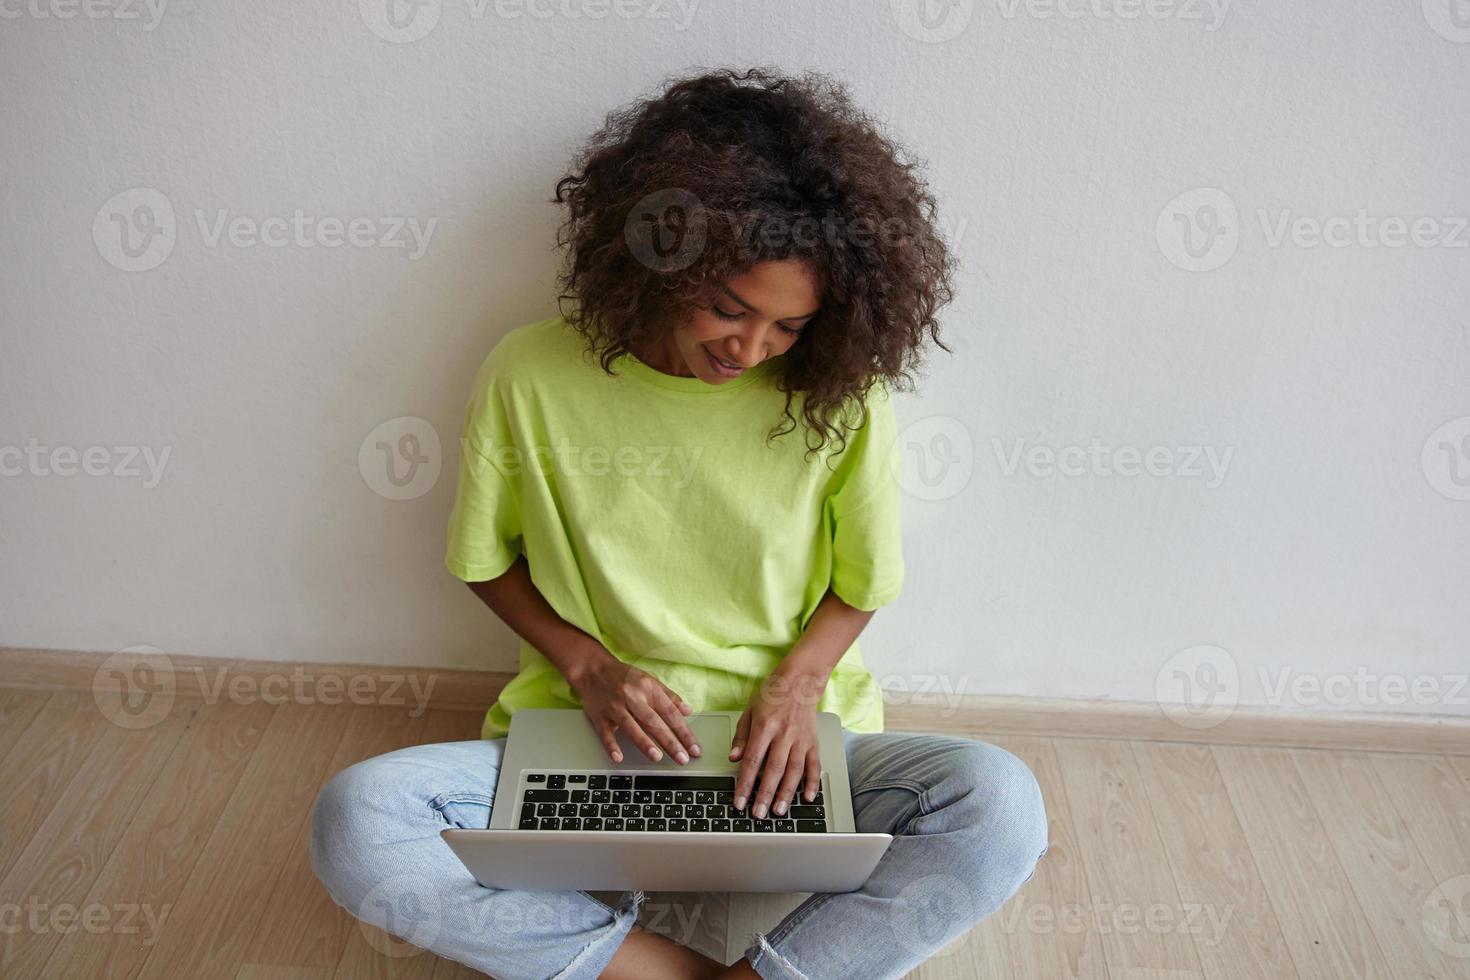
[309,727,1049,979]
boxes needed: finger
[654,692,702,760]
[665,687,695,716]
[751,737,793,819]
[630,699,689,763]
[803,748,821,803]
[771,745,809,816]
[732,719,771,811]
[596,721,623,763]
[613,706,663,762]
[729,709,751,761]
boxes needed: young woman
[311,66,1048,980]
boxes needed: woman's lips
[703,345,744,377]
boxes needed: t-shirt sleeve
[444,350,524,582]
[826,380,905,612]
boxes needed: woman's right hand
[568,647,703,765]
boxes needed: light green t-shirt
[445,314,903,739]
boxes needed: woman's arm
[774,586,877,690]
[464,554,609,688]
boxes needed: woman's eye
[778,324,802,337]
[713,306,742,320]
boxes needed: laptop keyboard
[516,772,828,832]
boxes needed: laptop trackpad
[610,714,732,766]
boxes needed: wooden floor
[2,689,1468,979]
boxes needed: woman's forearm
[776,587,876,690]
[465,554,609,688]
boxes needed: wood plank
[0,689,50,762]
[235,967,334,980]
[242,705,431,972]
[40,697,276,980]
[1052,739,1204,977]
[1211,746,1393,979]
[1130,740,1296,979]
[0,694,193,975]
[985,734,1110,980]
[0,690,125,883]
[130,701,354,980]
[429,955,486,978]
[1292,749,1470,978]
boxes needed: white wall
[2,0,1467,721]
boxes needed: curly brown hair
[551,65,956,461]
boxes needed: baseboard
[3,646,1467,755]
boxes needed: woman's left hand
[729,668,826,818]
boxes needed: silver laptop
[441,708,892,892]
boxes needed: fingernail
[676,752,688,763]
[734,796,745,809]
[755,805,766,818]
[690,744,701,757]
[775,801,786,814]
[613,752,622,762]
[650,748,662,760]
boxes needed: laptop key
[600,804,620,818]
[536,803,557,816]
[664,804,682,818]
[557,803,577,817]
[608,775,633,789]
[592,790,611,803]
[547,775,565,789]
[654,791,673,804]
[579,803,598,817]
[626,818,645,831]
[621,804,640,817]
[570,789,590,802]
[568,774,586,783]
[674,790,694,804]
[668,818,689,831]
[519,815,538,829]
[588,775,607,789]
[711,818,731,831]
[524,789,568,802]
[789,805,825,819]
[605,818,624,830]
[635,775,735,791]
[584,818,603,830]
[526,773,546,783]
[796,820,826,833]
[563,817,581,830]
[732,819,753,832]
[641,804,660,817]
[754,819,775,832]
[634,790,652,803]
[695,791,714,804]
[537,817,560,829]
[775,821,796,833]
[690,818,710,831]
[522,802,537,819]
[684,804,703,818]
[612,790,632,803]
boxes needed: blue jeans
[309,727,1049,979]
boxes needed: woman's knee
[310,756,406,901]
[946,741,1050,885]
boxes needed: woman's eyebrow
[721,286,821,322]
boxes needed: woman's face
[644,259,823,383]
